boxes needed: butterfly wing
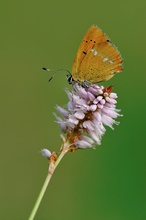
[72,25,123,84]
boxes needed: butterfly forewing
[72,25,123,84]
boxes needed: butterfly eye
[67,75,73,84]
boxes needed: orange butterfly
[43,25,123,86]
[69,25,123,86]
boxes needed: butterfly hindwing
[72,25,123,84]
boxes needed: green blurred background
[0,0,146,219]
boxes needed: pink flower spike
[55,83,122,149]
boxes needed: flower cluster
[55,84,122,149]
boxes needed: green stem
[28,149,67,220]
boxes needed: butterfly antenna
[42,67,71,82]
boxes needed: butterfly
[43,25,123,87]
[68,25,123,86]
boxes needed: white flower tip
[74,111,85,119]
[41,149,52,159]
